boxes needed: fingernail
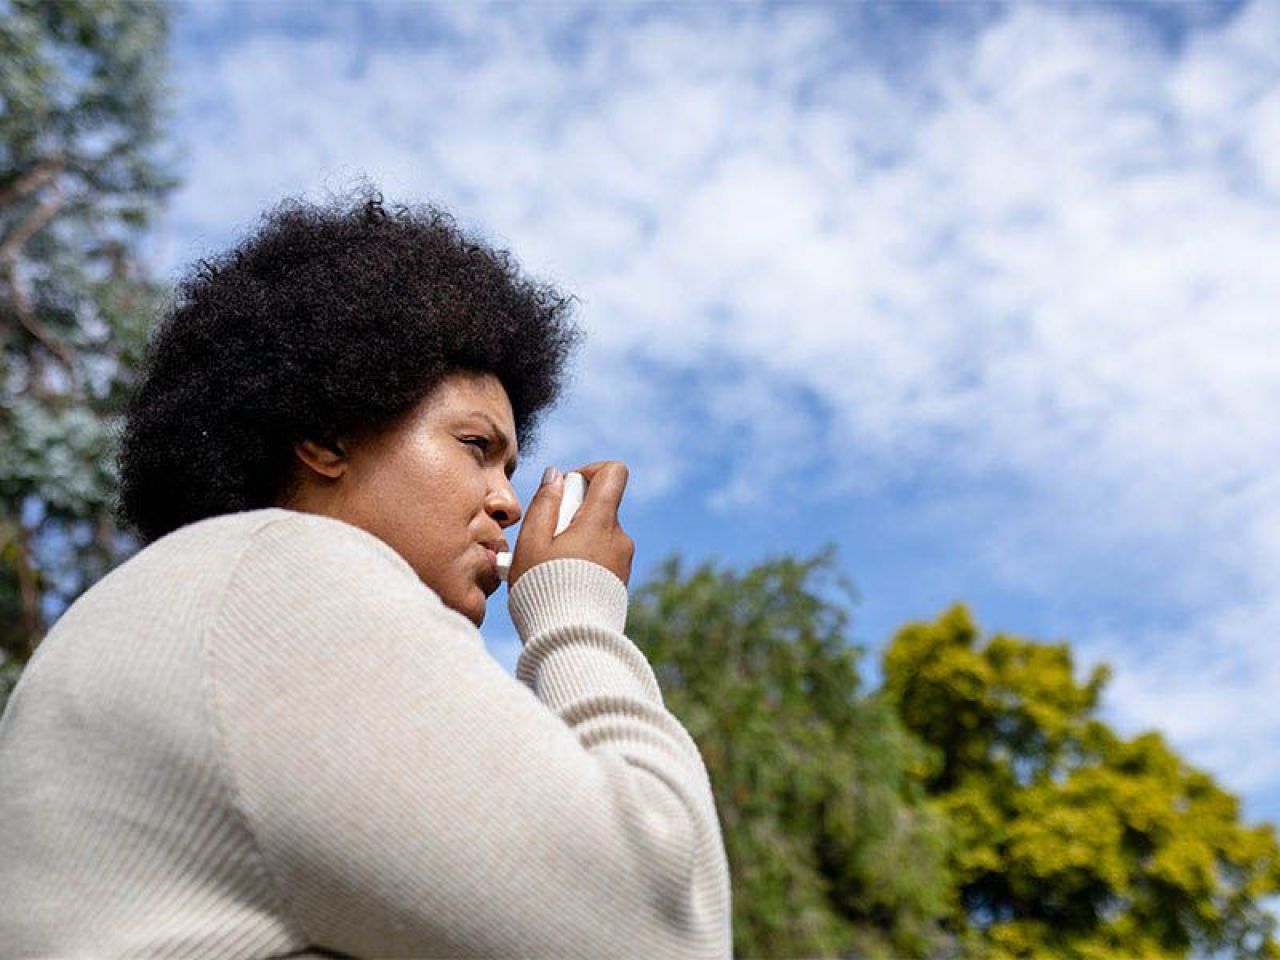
[541,466,562,486]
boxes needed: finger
[567,461,615,483]
[515,467,565,551]
[572,461,628,523]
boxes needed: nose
[486,474,523,528]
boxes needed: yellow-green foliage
[883,604,1280,959]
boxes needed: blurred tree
[882,604,1280,959]
[627,549,955,959]
[0,0,174,710]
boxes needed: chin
[461,592,487,627]
[431,580,487,627]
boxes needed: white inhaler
[494,470,586,582]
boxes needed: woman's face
[289,371,522,626]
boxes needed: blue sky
[160,0,1280,823]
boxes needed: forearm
[510,559,732,958]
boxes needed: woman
[0,194,731,959]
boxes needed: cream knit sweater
[0,509,731,959]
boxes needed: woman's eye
[463,436,489,457]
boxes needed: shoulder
[196,507,489,705]
[67,509,418,612]
[132,507,413,581]
[224,508,417,580]
[198,508,436,613]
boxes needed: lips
[478,541,507,594]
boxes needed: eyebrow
[468,411,519,475]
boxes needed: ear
[293,438,349,480]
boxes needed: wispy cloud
[166,1,1280,810]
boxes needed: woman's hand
[508,461,634,587]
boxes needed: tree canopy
[630,553,1280,959]
[0,0,174,706]
[627,550,954,959]
[882,604,1280,959]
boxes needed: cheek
[404,477,483,569]
[381,449,467,522]
[359,468,466,565]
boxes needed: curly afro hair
[116,190,581,544]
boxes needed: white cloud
[165,2,1280,805]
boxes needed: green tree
[1,0,174,708]
[882,604,1280,959]
[627,550,955,959]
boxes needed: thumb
[517,466,565,551]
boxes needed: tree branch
[0,182,79,378]
[0,517,45,660]
[0,157,63,212]
[0,179,65,263]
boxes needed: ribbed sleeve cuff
[507,558,628,644]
